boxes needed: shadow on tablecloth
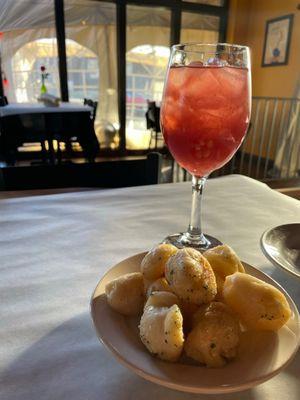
[0,312,263,400]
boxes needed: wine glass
[160,43,251,250]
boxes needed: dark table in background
[0,103,100,164]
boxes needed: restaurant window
[180,11,220,43]
[0,0,57,103]
[10,38,99,105]
[11,38,60,103]
[65,0,119,150]
[66,39,99,103]
[126,6,171,150]
[126,45,170,150]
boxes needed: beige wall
[228,0,300,97]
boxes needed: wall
[228,0,300,98]
[226,0,300,164]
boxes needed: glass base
[163,232,222,252]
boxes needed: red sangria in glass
[161,43,251,250]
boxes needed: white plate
[90,252,300,394]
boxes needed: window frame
[116,0,228,152]
[0,0,228,153]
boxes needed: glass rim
[172,42,250,53]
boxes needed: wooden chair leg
[41,140,47,164]
[65,140,72,159]
[47,139,56,165]
[149,129,153,149]
[56,141,62,164]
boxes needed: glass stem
[186,176,206,243]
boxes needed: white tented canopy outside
[0,0,119,147]
[0,0,220,149]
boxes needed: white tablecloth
[0,175,299,400]
[0,102,92,117]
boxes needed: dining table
[0,102,99,164]
[0,174,299,400]
[0,102,94,118]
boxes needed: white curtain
[66,24,118,142]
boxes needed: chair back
[145,101,160,132]
[84,98,98,122]
[0,96,8,106]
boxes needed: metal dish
[261,223,300,278]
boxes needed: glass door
[126,5,171,150]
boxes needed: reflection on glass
[65,0,119,149]
[126,5,171,150]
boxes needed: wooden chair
[0,96,8,106]
[145,101,162,150]
[83,98,98,122]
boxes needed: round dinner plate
[261,223,300,278]
[90,252,300,394]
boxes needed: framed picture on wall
[262,14,294,67]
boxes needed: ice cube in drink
[161,65,250,177]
